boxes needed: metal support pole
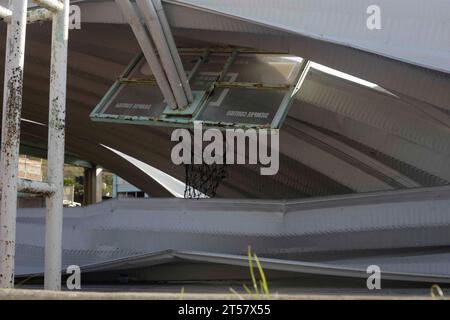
[137,0,189,108]
[188,49,210,82]
[44,0,69,291]
[272,59,311,128]
[116,0,178,108]
[0,0,28,289]
[83,167,95,205]
[152,0,193,103]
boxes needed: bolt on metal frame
[0,0,69,291]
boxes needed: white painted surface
[45,0,70,291]
[0,0,28,289]
[169,0,450,73]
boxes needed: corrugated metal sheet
[19,250,450,284]
[168,0,450,73]
[74,0,450,109]
[15,187,450,278]
[0,0,449,198]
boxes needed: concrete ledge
[0,289,439,300]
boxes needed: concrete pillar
[83,167,95,205]
[95,167,103,203]
[83,166,103,205]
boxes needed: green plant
[179,287,185,300]
[64,177,75,186]
[15,275,38,288]
[431,284,445,300]
[230,246,271,300]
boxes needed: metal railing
[0,0,69,291]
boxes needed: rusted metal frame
[271,59,311,129]
[188,49,210,82]
[91,48,296,130]
[0,0,28,289]
[2,5,53,24]
[116,79,290,91]
[18,179,57,196]
[119,50,290,90]
[44,0,69,291]
[159,49,211,117]
[216,49,239,83]
[33,0,64,13]
[27,8,53,24]
[199,49,239,105]
[0,5,12,22]
[215,82,290,90]
[91,54,143,117]
[118,78,157,85]
[117,49,211,85]
[176,49,238,124]
[179,47,287,55]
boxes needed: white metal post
[44,0,69,291]
[0,0,28,289]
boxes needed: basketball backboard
[90,48,307,130]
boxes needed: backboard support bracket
[90,48,309,130]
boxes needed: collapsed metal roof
[1,0,449,285]
[14,186,450,282]
[18,250,450,284]
[0,0,449,199]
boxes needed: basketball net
[184,130,228,199]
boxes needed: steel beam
[215,82,291,90]
[83,166,98,206]
[33,0,64,13]
[272,59,310,128]
[18,179,57,196]
[95,167,103,203]
[0,0,28,289]
[137,0,189,108]
[188,49,210,82]
[150,0,193,103]
[27,8,53,24]
[44,0,69,291]
[115,0,178,108]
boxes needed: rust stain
[3,67,23,156]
